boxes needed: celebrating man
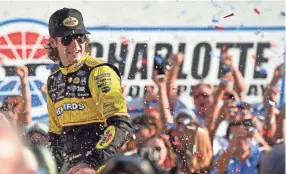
[45,8,132,173]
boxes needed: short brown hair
[44,36,92,62]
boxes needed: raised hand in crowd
[16,66,32,127]
[263,63,285,144]
[166,53,184,107]
[221,51,247,99]
[152,69,174,131]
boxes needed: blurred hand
[263,85,279,108]
[40,85,47,95]
[273,63,285,79]
[16,66,28,79]
[152,70,169,88]
[66,163,95,174]
[218,74,234,91]
[121,84,127,98]
[170,53,184,67]
[221,52,234,67]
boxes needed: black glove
[83,116,132,170]
[48,132,65,172]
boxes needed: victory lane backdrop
[0,1,285,122]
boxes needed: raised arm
[15,66,32,127]
[153,70,174,132]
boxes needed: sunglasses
[61,34,87,46]
[155,146,162,152]
[194,92,210,99]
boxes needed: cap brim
[63,29,90,37]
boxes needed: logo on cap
[63,17,79,27]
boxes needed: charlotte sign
[0,19,284,121]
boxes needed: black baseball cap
[48,8,90,37]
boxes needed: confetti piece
[223,13,234,18]
[270,42,276,47]
[254,30,262,35]
[281,11,285,16]
[154,56,163,64]
[251,55,257,60]
[129,106,136,111]
[142,58,147,64]
[122,40,130,45]
[231,6,236,11]
[215,26,224,30]
[254,8,260,15]
[212,18,219,23]
[222,44,227,51]
[180,10,187,14]
[46,64,55,70]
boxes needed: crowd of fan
[0,52,285,174]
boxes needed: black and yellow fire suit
[46,53,132,172]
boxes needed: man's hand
[16,66,28,79]
[66,163,96,174]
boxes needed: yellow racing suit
[46,53,132,172]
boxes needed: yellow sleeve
[47,94,61,134]
[89,65,129,120]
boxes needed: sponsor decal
[101,86,111,93]
[68,77,73,83]
[73,77,80,84]
[98,82,112,88]
[95,73,110,80]
[80,77,87,85]
[56,103,85,116]
[96,126,115,149]
[77,70,86,77]
[63,16,79,27]
[77,86,85,92]
[77,93,90,97]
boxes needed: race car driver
[45,8,132,173]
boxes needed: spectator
[0,120,38,174]
[179,121,213,174]
[0,66,32,128]
[24,122,49,146]
[145,133,177,170]
[213,120,264,174]
[260,105,285,174]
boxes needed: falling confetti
[255,30,262,35]
[252,55,257,60]
[141,58,147,64]
[154,56,163,64]
[180,10,187,14]
[270,42,276,47]
[281,11,285,16]
[212,17,219,23]
[254,8,260,15]
[231,6,236,11]
[223,13,234,18]
[215,26,224,30]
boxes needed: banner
[0,18,284,120]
